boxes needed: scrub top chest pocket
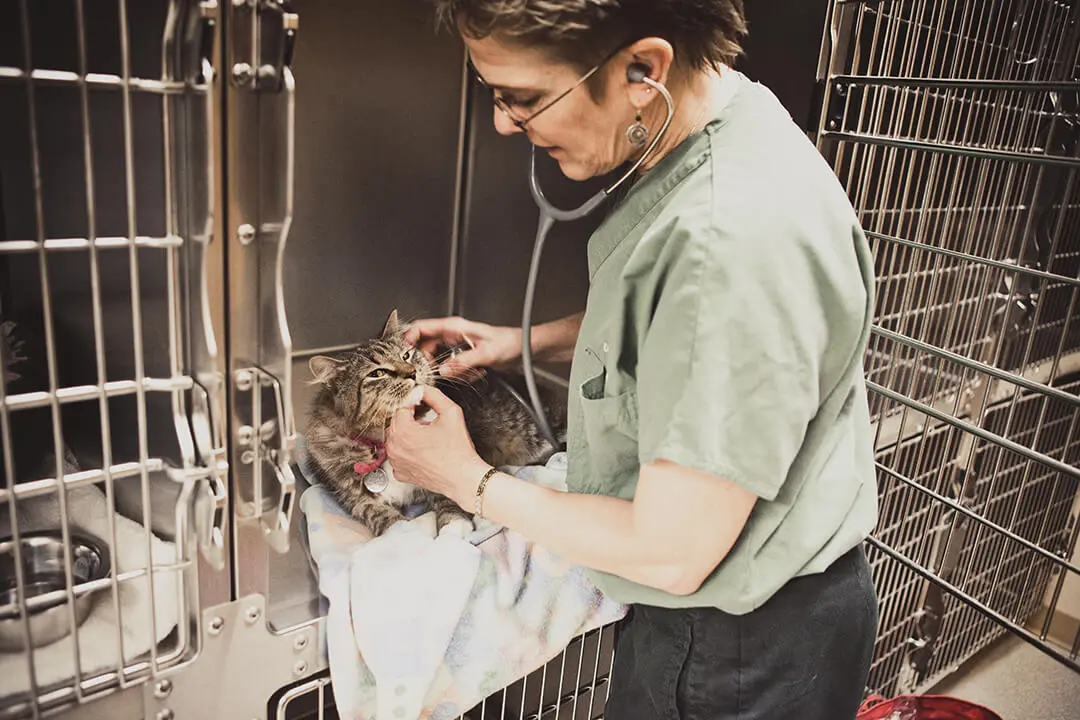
[574,341,641,498]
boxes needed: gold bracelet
[474,467,499,518]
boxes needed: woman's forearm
[454,459,691,594]
[530,311,584,364]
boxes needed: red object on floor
[857,694,1004,719]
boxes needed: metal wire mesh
[272,626,615,720]
[0,1,218,717]
[820,0,1080,697]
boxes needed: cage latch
[235,367,297,554]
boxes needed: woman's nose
[493,107,523,136]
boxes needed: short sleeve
[636,222,830,501]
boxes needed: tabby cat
[305,310,566,538]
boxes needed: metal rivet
[208,616,225,635]
[154,679,173,699]
[294,634,309,651]
[232,62,254,84]
[237,223,256,245]
[240,450,256,465]
[828,119,839,130]
[602,342,609,353]
[235,370,253,392]
[293,660,308,676]
[157,710,175,720]
[238,425,254,447]
[245,606,261,624]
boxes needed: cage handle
[235,366,296,553]
[253,47,298,553]
[260,368,296,554]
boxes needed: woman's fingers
[404,317,470,347]
[418,385,461,417]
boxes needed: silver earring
[627,111,649,148]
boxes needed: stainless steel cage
[817,0,1080,697]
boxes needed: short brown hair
[433,0,748,73]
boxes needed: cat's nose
[401,367,416,380]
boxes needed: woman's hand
[385,385,490,508]
[403,316,521,379]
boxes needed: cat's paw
[438,516,474,539]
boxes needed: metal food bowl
[0,531,111,651]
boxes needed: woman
[385,1,879,718]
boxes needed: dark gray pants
[605,545,878,720]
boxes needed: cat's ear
[380,309,401,340]
[309,355,347,385]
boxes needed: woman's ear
[623,38,675,110]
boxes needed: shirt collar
[585,68,745,278]
[586,126,713,278]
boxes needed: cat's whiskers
[432,373,485,398]
[432,349,456,364]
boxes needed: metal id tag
[363,467,390,494]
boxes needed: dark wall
[740,0,832,132]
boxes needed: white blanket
[0,482,178,698]
[299,450,627,720]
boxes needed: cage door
[0,0,228,717]
[814,0,1080,697]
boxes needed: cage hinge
[230,0,299,93]
[823,77,850,134]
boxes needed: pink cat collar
[351,435,387,475]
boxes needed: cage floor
[929,635,1080,720]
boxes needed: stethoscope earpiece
[627,62,651,84]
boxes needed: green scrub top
[565,70,879,615]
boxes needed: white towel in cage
[0,479,179,698]
[299,450,627,720]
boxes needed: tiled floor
[930,636,1079,720]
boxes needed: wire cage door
[816,0,1080,697]
[269,625,615,720]
[0,1,227,717]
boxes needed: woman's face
[464,35,639,182]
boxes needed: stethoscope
[519,63,676,450]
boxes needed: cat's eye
[367,368,390,380]
[402,349,414,362]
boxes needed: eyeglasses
[469,45,625,130]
